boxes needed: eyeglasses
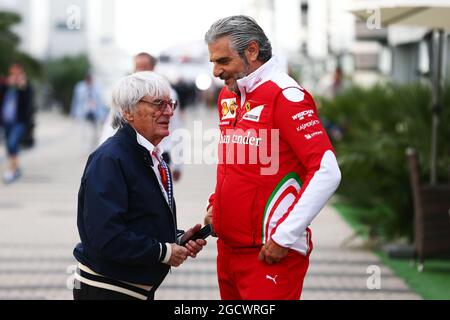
[140,98,178,112]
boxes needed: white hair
[111,71,171,129]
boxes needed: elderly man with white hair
[73,72,206,300]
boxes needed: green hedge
[318,83,450,241]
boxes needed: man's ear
[123,110,133,122]
[245,41,260,63]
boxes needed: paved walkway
[0,108,421,300]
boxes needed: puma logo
[266,275,278,285]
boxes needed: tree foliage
[319,83,450,241]
[0,11,41,78]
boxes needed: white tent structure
[350,0,450,185]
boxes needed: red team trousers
[217,239,311,300]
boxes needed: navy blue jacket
[0,82,33,125]
[73,124,180,286]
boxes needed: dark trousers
[73,280,153,300]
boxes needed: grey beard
[228,82,240,94]
[228,70,248,94]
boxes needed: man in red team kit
[204,15,342,300]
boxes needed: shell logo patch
[222,102,229,116]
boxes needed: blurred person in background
[322,65,345,142]
[173,77,197,112]
[73,72,206,300]
[70,72,107,154]
[204,15,341,300]
[332,65,343,97]
[0,63,33,184]
[99,52,184,181]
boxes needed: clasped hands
[167,224,207,267]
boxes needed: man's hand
[204,206,217,237]
[258,239,289,265]
[168,244,190,267]
[204,206,213,226]
[180,224,207,258]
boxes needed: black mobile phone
[180,224,213,246]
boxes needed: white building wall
[241,0,276,43]
[328,0,356,54]
[29,0,50,59]
[87,0,130,104]
[273,0,302,55]
[47,0,89,58]
[307,0,328,59]
[388,26,428,46]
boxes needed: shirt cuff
[270,235,290,249]
[162,243,172,264]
